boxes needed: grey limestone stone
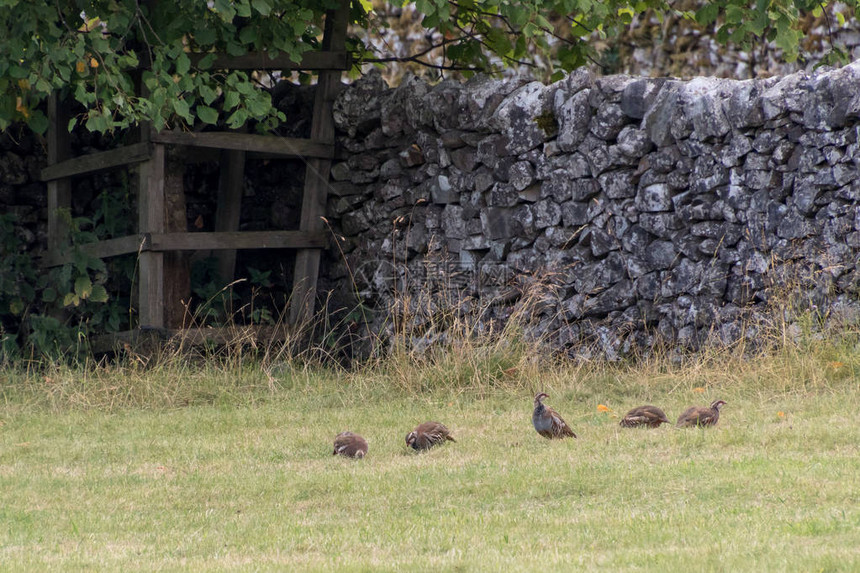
[490,81,555,155]
[508,161,536,191]
[621,78,668,120]
[562,200,590,227]
[450,146,478,172]
[636,183,673,212]
[616,126,654,157]
[442,205,467,239]
[534,199,562,229]
[590,103,629,140]
[598,170,636,199]
[557,90,592,152]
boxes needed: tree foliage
[0,0,342,134]
[0,0,855,135]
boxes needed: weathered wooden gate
[41,1,350,350]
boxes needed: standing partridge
[619,405,671,428]
[405,421,456,451]
[676,400,727,428]
[332,431,368,458]
[532,392,577,439]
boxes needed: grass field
[1,346,859,571]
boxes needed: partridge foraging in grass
[676,400,727,428]
[619,405,671,428]
[532,392,577,439]
[405,421,456,451]
[332,431,368,458]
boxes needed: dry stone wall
[326,62,860,357]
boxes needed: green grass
[1,354,859,572]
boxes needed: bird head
[534,392,549,407]
[711,399,727,410]
[405,431,417,448]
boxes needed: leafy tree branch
[0,0,855,135]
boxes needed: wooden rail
[88,325,292,355]
[189,50,350,71]
[150,131,335,159]
[41,143,151,182]
[41,231,327,267]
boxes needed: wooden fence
[41,0,350,351]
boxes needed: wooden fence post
[46,93,71,252]
[214,149,246,284]
[137,141,165,329]
[290,0,349,326]
[163,147,191,328]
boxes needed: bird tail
[446,435,457,442]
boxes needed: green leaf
[225,40,246,57]
[9,298,24,316]
[177,74,195,92]
[251,0,272,16]
[198,53,217,70]
[175,52,191,76]
[90,284,109,303]
[695,3,720,26]
[213,0,236,21]
[85,113,109,133]
[172,98,193,123]
[234,80,255,95]
[42,287,57,303]
[197,105,219,124]
[246,93,271,116]
[199,85,218,105]
[725,5,745,24]
[750,10,770,35]
[9,65,27,79]
[120,52,140,68]
[239,26,258,46]
[194,24,217,46]
[142,71,158,91]
[224,91,241,110]
[63,292,79,307]
[485,27,512,56]
[235,0,251,17]
[34,77,52,93]
[74,276,93,299]
[86,256,106,273]
[226,108,249,129]
[28,110,49,134]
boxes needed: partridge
[405,421,456,450]
[332,431,368,458]
[532,392,577,439]
[676,400,727,428]
[619,405,671,428]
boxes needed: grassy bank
[1,342,859,571]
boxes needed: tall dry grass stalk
[6,225,859,411]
